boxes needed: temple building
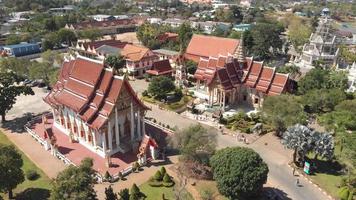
[193,39,289,110]
[300,17,339,67]
[44,56,151,161]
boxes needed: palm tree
[312,131,334,160]
[281,124,314,164]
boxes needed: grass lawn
[306,153,344,198]
[195,180,228,200]
[139,181,194,200]
[0,131,52,200]
[141,95,192,113]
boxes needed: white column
[85,127,89,142]
[102,133,107,152]
[142,117,146,137]
[130,102,135,141]
[137,109,141,139]
[108,121,113,151]
[92,131,97,147]
[115,108,120,147]
[223,92,226,110]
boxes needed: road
[143,98,330,200]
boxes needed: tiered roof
[77,40,130,53]
[194,56,289,96]
[146,60,173,76]
[185,35,240,62]
[44,56,148,130]
[121,44,157,62]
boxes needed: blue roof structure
[3,42,41,57]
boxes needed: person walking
[293,167,296,176]
[296,178,300,186]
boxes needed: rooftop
[153,49,179,56]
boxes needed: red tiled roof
[193,55,289,96]
[157,32,178,43]
[185,35,239,62]
[146,60,173,75]
[268,73,289,96]
[69,19,136,30]
[44,57,149,130]
[121,44,155,62]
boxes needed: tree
[57,28,77,45]
[210,147,269,199]
[147,76,175,99]
[298,68,348,95]
[118,188,130,200]
[262,95,307,135]
[170,124,216,162]
[318,99,356,131]
[41,50,63,65]
[249,22,284,59]
[313,131,334,160]
[186,60,197,75]
[0,71,34,121]
[5,34,22,45]
[281,124,334,164]
[178,22,193,51]
[136,22,162,49]
[0,145,25,199]
[105,185,118,200]
[29,62,58,85]
[0,57,29,77]
[276,65,301,79]
[43,32,59,50]
[287,17,312,51]
[129,184,142,200]
[50,158,98,200]
[105,55,126,74]
[302,88,346,114]
[80,28,101,41]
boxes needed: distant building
[2,43,41,57]
[321,8,330,17]
[146,59,173,76]
[157,32,178,43]
[192,21,231,34]
[147,17,163,24]
[65,19,137,35]
[48,5,77,16]
[121,44,159,77]
[185,35,240,62]
[89,15,116,22]
[233,24,251,32]
[72,40,130,60]
[240,0,252,8]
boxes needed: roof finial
[234,33,246,63]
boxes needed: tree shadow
[307,158,344,176]
[262,187,292,200]
[15,188,50,200]
[1,112,48,133]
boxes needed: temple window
[254,98,259,104]
[243,95,247,101]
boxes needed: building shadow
[262,187,292,200]
[307,158,344,176]
[15,188,50,200]
[57,146,75,154]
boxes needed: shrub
[200,187,214,200]
[142,90,149,97]
[26,170,39,181]
[104,171,112,182]
[160,167,166,176]
[153,170,163,181]
[163,173,172,183]
[118,171,123,180]
[339,187,350,200]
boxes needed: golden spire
[234,34,246,63]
